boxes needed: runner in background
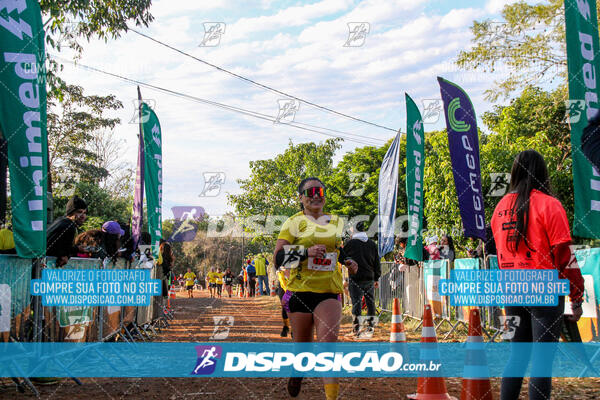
[274,177,358,400]
[215,267,224,298]
[183,268,196,298]
[491,150,584,400]
[276,267,291,337]
[223,268,234,297]
[207,267,217,298]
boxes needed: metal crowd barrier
[376,256,508,340]
[0,255,33,343]
[376,261,423,321]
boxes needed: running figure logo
[565,100,585,124]
[346,173,370,197]
[210,316,234,340]
[488,173,510,197]
[192,345,222,375]
[199,172,226,197]
[344,22,370,47]
[129,99,157,124]
[275,99,300,124]
[422,99,442,124]
[498,315,521,340]
[282,245,304,269]
[199,22,226,47]
[169,206,205,242]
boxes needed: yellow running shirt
[184,272,196,287]
[277,211,343,294]
[208,272,217,284]
[215,272,224,285]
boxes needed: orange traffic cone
[167,285,176,308]
[238,285,243,298]
[270,280,277,296]
[390,298,406,343]
[460,308,493,400]
[408,304,456,400]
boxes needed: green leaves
[40,0,154,96]
[228,138,342,219]
[456,0,573,101]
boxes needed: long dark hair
[507,150,552,252]
[297,177,325,210]
[160,242,174,268]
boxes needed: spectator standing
[424,236,441,260]
[158,242,175,297]
[491,150,584,400]
[246,260,256,297]
[0,225,15,254]
[439,234,455,263]
[47,195,87,266]
[254,253,270,295]
[343,222,381,337]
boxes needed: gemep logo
[192,345,222,375]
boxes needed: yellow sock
[324,383,339,400]
[283,318,290,327]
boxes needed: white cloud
[227,0,354,41]
[54,1,510,217]
[485,0,520,14]
[440,8,485,30]
[151,0,226,19]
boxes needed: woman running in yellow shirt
[207,268,217,298]
[215,268,224,298]
[274,177,358,400]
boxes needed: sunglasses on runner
[301,187,325,198]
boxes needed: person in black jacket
[46,195,87,266]
[343,221,381,336]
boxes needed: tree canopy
[455,0,600,101]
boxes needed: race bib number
[308,252,337,271]
[282,245,304,269]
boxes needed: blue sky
[58,0,522,218]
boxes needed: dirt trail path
[1,288,598,399]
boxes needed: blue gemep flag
[437,77,486,240]
[378,131,402,257]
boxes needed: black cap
[65,195,87,216]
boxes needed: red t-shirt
[491,189,571,269]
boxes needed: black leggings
[500,297,564,400]
[276,286,288,320]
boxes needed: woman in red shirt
[491,150,584,400]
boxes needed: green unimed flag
[564,0,600,238]
[404,94,425,261]
[0,1,48,257]
[141,103,163,256]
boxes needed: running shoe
[280,325,289,337]
[287,377,303,397]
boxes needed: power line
[128,27,399,133]
[52,55,384,146]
